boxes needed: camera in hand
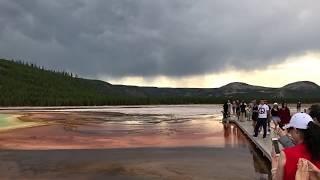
[272,138,281,154]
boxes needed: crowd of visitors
[222,100,320,180]
[223,99,254,121]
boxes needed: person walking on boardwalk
[253,100,269,138]
[240,101,246,122]
[265,100,272,134]
[246,103,252,121]
[271,103,281,129]
[223,101,228,118]
[232,100,236,115]
[252,101,259,128]
[271,113,320,180]
[297,101,302,112]
[236,100,240,120]
[227,100,232,117]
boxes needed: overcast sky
[1,0,320,87]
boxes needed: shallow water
[0,114,39,131]
[0,105,271,179]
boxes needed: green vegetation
[0,59,106,106]
[0,59,224,106]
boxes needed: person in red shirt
[271,113,320,180]
[279,103,291,129]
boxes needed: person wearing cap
[271,113,320,180]
[276,104,320,149]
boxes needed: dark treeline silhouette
[0,58,319,106]
[0,59,226,106]
[13,59,77,78]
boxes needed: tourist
[277,104,320,149]
[240,101,246,122]
[227,100,232,117]
[279,103,291,129]
[271,113,320,180]
[246,103,252,121]
[223,101,228,118]
[297,101,302,113]
[265,100,272,134]
[252,101,259,128]
[253,100,269,138]
[236,100,240,120]
[232,100,236,115]
[308,104,320,124]
[271,103,281,129]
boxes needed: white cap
[284,112,313,130]
[273,102,278,106]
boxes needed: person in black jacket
[223,101,228,118]
[252,101,259,128]
[236,100,240,120]
[309,104,320,124]
[240,101,246,122]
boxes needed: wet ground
[0,105,271,179]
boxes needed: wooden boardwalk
[229,117,279,162]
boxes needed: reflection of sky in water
[28,103,310,117]
[0,105,270,178]
[59,106,251,149]
[50,104,223,119]
[75,105,269,177]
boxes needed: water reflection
[222,122,270,179]
[250,146,271,179]
[0,105,271,179]
[222,122,248,148]
[0,110,269,150]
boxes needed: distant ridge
[281,81,320,90]
[1,58,320,106]
[220,82,271,90]
[220,81,320,90]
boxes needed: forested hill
[0,58,320,106]
[0,59,114,106]
[0,59,220,106]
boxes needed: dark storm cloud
[0,0,320,78]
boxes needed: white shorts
[272,116,281,123]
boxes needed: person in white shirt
[253,100,270,138]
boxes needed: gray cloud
[0,0,320,78]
